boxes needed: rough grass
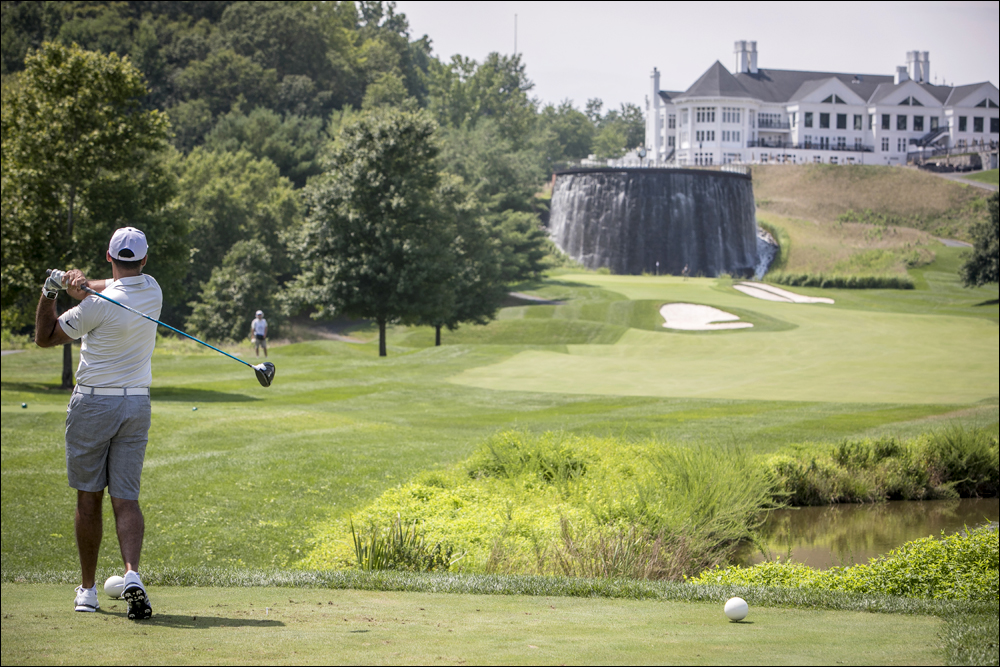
[752,164,992,240]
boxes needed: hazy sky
[395,1,1000,112]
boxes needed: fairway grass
[451,272,998,404]
[0,583,945,665]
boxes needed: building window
[854,115,862,130]
[958,116,967,132]
[813,155,822,164]
[804,112,813,128]
[881,137,890,151]
[668,136,676,147]
[855,137,863,149]
[914,116,924,132]
[791,112,797,127]
[735,131,740,142]
[897,137,907,152]
[930,117,939,131]
[803,135,812,148]
[696,107,716,123]
[837,114,847,130]
[820,113,830,129]
[820,137,830,149]
[668,115,676,129]
[830,156,838,164]
[973,117,984,133]
[681,109,688,125]
[695,130,715,142]
[992,118,999,133]
[722,107,741,123]
[897,115,907,131]
[881,114,891,130]
[836,137,846,149]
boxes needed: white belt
[75,385,149,396]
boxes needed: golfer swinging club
[35,227,159,620]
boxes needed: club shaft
[82,286,254,369]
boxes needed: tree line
[2,1,646,376]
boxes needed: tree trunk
[435,325,441,347]
[378,318,386,357]
[62,342,74,389]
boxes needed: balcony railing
[756,119,791,130]
[747,139,874,153]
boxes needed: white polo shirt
[58,275,162,388]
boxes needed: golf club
[47,270,275,387]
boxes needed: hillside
[752,164,991,241]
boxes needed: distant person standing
[682,264,690,280]
[251,310,268,358]
[34,227,159,620]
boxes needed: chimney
[895,66,909,85]
[749,41,758,74]
[920,51,930,84]
[734,41,749,74]
[906,51,919,81]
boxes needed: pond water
[737,498,999,569]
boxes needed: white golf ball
[724,596,749,622]
[104,575,125,599]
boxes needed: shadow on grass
[99,610,284,628]
[151,388,260,403]
[974,299,999,307]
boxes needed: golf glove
[42,269,66,300]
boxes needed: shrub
[692,525,999,602]
[764,429,998,505]
[767,272,914,289]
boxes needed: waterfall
[549,168,759,277]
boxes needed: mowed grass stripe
[0,584,945,666]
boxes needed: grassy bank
[752,164,992,241]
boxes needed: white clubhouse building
[645,42,999,166]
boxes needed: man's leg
[75,490,104,588]
[110,496,144,573]
[263,338,268,358]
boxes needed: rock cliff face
[549,168,759,277]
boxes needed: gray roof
[867,81,953,105]
[735,68,891,103]
[944,82,993,106]
[658,90,684,103]
[674,61,752,100]
[666,61,992,108]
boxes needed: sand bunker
[660,303,753,330]
[734,282,835,304]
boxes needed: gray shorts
[65,391,151,500]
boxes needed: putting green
[0,584,944,665]
[451,275,998,404]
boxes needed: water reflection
[738,498,999,569]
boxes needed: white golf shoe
[74,585,100,612]
[122,573,152,620]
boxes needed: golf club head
[253,362,275,388]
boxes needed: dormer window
[822,94,847,104]
[900,96,923,106]
[974,99,999,108]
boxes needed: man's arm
[35,269,103,348]
[35,294,73,348]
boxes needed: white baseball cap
[256,310,264,317]
[108,227,148,261]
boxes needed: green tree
[589,100,645,159]
[173,147,300,311]
[174,48,278,117]
[204,105,324,187]
[960,192,999,287]
[292,106,451,357]
[186,239,280,342]
[417,175,506,346]
[535,100,595,166]
[1,41,183,386]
